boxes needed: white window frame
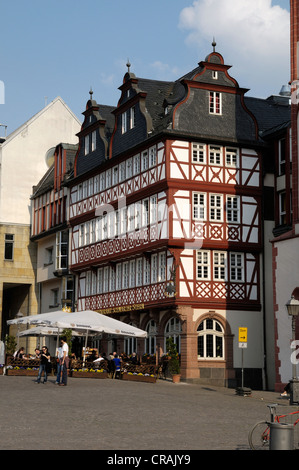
[100,173,105,191]
[119,162,126,182]
[209,91,222,115]
[197,250,210,280]
[106,169,111,188]
[121,112,127,134]
[133,154,140,175]
[130,106,136,129]
[150,195,157,224]
[144,258,150,285]
[109,266,116,292]
[197,319,224,359]
[136,258,143,287]
[209,145,222,166]
[149,146,157,167]
[123,262,129,289]
[210,194,223,221]
[91,271,97,295]
[97,268,103,294]
[226,195,240,223]
[91,131,96,152]
[112,166,118,186]
[230,252,244,282]
[193,192,206,220]
[192,143,206,164]
[116,263,122,291]
[86,271,91,297]
[79,224,85,247]
[151,254,158,283]
[225,147,239,167]
[141,150,148,172]
[126,158,132,179]
[84,222,90,246]
[129,260,135,288]
[103,266,109,293]
[84,135,89,155]
[142,199,149,227]
[213,251,227,281]
[158,252,166,282]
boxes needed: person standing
[36,346,51,384]
[56,344,62,384]
[59,336,69,386]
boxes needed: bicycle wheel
[248,421,270,450]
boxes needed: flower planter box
[7,369,38,376]
[122,373,156,383]
[71,371,108,379]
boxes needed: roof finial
[126,59,131,73]
[89,86,93,100]
[212,37,217,52]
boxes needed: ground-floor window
[145,320,157,355]
[197,318,224,359]
[124,324,138,355]
[165,317,181,353]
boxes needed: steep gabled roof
[0,96,81,147]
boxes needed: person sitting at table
[93,353,104,363]
[88,349,98,362]
[130,352,139,365]
[14,347,26,359]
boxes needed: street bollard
[269,422,294,450]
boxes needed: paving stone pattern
[0,376,296,451]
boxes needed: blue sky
[0,0,291,136]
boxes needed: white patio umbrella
[8,310,147,338]
[17,326,94,337]
[8,309,147,362]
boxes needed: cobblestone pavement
[0,375,297,451]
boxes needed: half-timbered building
[67,46,286,387]
[30,143,78,353]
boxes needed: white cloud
[179,0,290,97]
[150,61,180,79]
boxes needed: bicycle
[248,403,299,450]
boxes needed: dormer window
[84,135,89,155]
[91,131,96,152]
[130,106,136,129]
[209,91,222,114]
[121,112,127,134]
[212,71,218,80]
[121,106,136,134]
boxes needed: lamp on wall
[286,295,299,404]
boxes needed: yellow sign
[239,327,247,343]
[96,304,145,315]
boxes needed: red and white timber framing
[69,138,262,313]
